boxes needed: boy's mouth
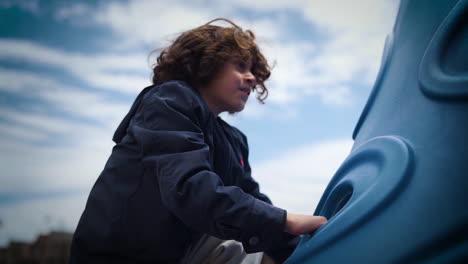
[239,87,251,97]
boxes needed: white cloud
[0,39,151,95]
[92,0,213,48]
[0,122,48,142]
[0,68,130,125]
[253,138,354,214]
[227,16,285,42]
[261,42,317,104]
[1,106,106,137]
[0,70,132,193]
[87,0,285,47]
[260,41,356,106]
[310,0,399,37]
[0,110,114,192]
[229,0,399,35]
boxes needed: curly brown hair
[151,18,271,103]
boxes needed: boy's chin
[229,103,246,113]
[226,107,244,115]
[235,104,247,112]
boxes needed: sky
[0,0,400,246]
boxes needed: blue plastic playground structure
[285,0,468,262]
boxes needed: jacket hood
[112,84,155,144]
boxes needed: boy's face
[200,57,256,115]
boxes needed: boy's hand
[284,213,327,235]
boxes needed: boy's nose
[245,72,256,88]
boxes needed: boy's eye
[235,60,250,72]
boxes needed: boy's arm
[130,81,286,253]
[243,159,301,263]
[236,133,302,263]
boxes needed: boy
[70,18,326,264]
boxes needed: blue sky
[0,0,399,246]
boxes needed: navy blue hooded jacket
[70,80,299,263]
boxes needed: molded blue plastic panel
[287,136,413,262]
[286,0,468,262]
[419,0,468,99]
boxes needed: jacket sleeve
[237,131,301,263]
[127,81,286,253]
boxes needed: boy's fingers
[285,214,328,235]
[303,216,327,233]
